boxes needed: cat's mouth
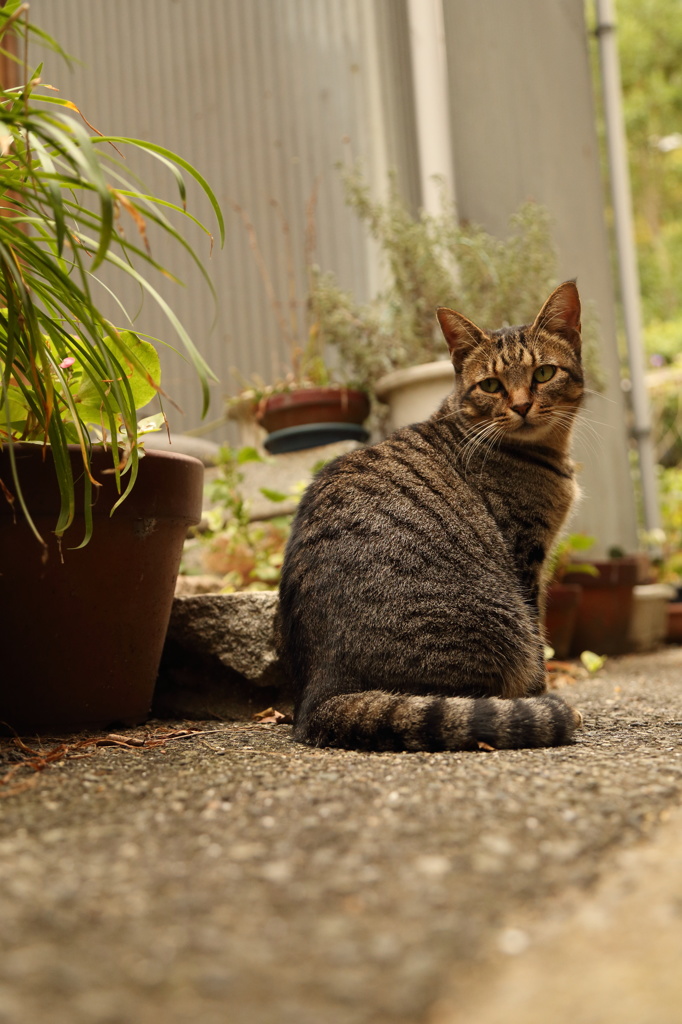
[506,416,546,439]
[508,414,536,431]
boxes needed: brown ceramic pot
[666,602,682,644]
[0,444,203,734]
[563,558,638,657]
[544,583,582,659]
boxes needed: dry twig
[0,724,218,798]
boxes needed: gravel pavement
[1,647,682,1024]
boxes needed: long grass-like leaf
[93,136,226,246]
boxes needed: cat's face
[437,282,584,444]
[454,324,583,441]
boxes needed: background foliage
[614,0,682,344]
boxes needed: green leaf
[259,487,289,503]
[580,650,607,674]
[137,412,165,434]
[568,562,600,577]
[570,534,597,552]
[237,446,265,465]
[72,330,160,421]
[93,136,226,247]
[111,331,161,408]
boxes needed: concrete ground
[1,647,682,1024]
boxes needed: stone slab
[154,592,291,721]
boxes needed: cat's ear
[532,281,581,353]
[437,308,488,371]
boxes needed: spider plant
[0,3,224,548]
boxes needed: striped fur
[279,282,585,751]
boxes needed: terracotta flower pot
[544,583,582,659]
[563,558,638,657]
[666,602,682,644]
[256,387,370,453]
[0,444,204,734]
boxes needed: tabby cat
[279,281,585,751]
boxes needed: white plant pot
[375,360,455,432]
[226,396,267,451]
[628,583,677,652]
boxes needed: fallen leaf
[580,650,607,675]
[253,708,293,725]
[546,659,588,688]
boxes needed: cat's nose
[511,401,532,418]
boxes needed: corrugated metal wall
[29,0,419,439]
[441,0,638,551]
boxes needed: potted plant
[226,193,370,454]
[182,444,296,593]
[0,9,224,733]
[543,534,597,659]
[562,545,640,657]
[317,166,606,431]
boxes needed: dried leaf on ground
[253,708,294,725]
[0,724,222,798]
[546,659,588,689]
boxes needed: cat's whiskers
[478,422,508,474]
[582,387,617,406]
[458,423,491,472]
[537,308,566,333]
[538,407,600,462]
[458,420,494,466]
[459,419,507,477]
[570,408,614,462]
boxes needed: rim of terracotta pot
[259,386,370,413]
[563,558,639,589]
[0,443,204,523]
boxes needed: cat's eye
[479,378,503,394]
[533,365,556,383]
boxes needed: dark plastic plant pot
[257,387,370,434]
[263,422,369,454]
[0,444,204,734]
[563,558,638,657]
[544,583,582,659]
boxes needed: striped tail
[294,691,582,751]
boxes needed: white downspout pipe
[406,0,456,216]
[595,0,660,531]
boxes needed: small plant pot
[0,444,204,734]
[563,558,638,656]
[257,387,370,431]
[257,387,370,453]
[628,583,677,651]
[666,602,682,644]
[544,583,582,659]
